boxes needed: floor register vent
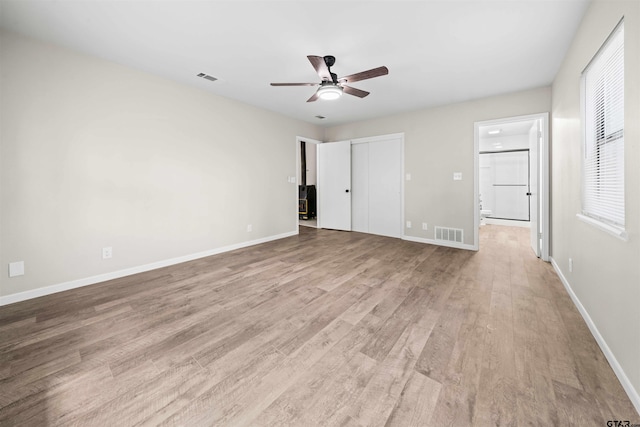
[434,226,464,244]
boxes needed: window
[581,20,625,235]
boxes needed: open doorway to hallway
[474,113,549,260]
[297,137,321,229]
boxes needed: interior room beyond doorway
[298,139,319,228]
[475,113,549,260]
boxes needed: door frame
[473,113,549,260]
[296,136,322,227]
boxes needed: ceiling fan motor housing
[323,55,336,67]
[323,56,338,83]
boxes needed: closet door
[351,137,402,238]
[368,139,402,238]
[351,143,369,233]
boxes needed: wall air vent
[197,73,218,82]
[434,226,464,244]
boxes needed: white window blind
[582,21,624,228]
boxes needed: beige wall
[551,0,640,405]
[0,31,323,299]
[325,87,551,246]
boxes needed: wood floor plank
[185,319,355,426]
[158,347,286,426]
[0,225,637,426]
[414,278,469,383]
[534,295,583,390]
[360,286,432,362]
[553,380,608,425]
[73,358,204,426]
[472,279,518,426]
[0,360,113,425]
[383,370,442,427]
[511,283,560,426]
[349,308,440,427]
[251,314,384,426]
[338,276,401,326]
[0,351,83,408]
[296,351,378,427]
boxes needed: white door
[529,120,541,257]
[317,140,351,231]
[350,138,402,238]
[368,139,402,238]
[351,143,369,233]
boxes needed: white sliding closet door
[351,137,402,238]
[351,143,369,233]
[369,139,402,238]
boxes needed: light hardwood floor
[0,225,638,426]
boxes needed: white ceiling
[0,0,589,127]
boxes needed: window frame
[578,19,627,241]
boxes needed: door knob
[526,192,532,196]
[345,189,350,193]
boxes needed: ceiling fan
[270,55,389,102]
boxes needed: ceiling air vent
[197,73,218,82]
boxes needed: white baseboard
[550,257,640,415]
[482,218,531,228]
[0,230,298,307]
[402,235,477,251]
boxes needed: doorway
[474,113,549,260]
[297,137,321,228]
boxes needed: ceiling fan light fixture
[270,55,387,102]
[317,84,343,100]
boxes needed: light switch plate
[9,261,24,277]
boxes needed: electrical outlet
[406,221,412,229]
[102,247,112,259]
[453,172,463,181]
[247,224,252,232]
[422,223,428,230]
[569,258,573,273]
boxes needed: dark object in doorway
[299,185,316,219]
